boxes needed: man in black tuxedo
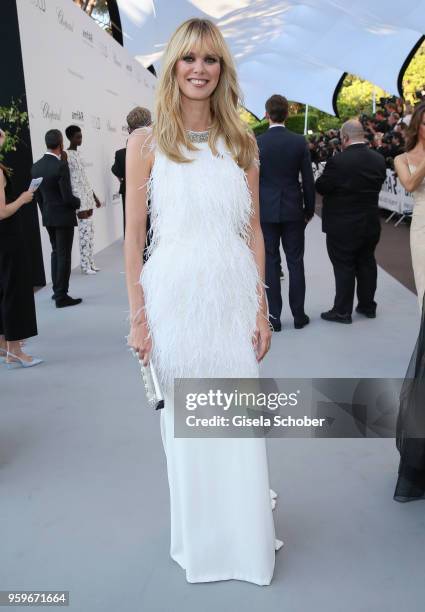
[32,129,82,308]
[316,120,386,324]
[112,106,151,239]
[257,95,315,331]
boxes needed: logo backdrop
[16,0,156,280]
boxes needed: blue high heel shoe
[6,351,43,369]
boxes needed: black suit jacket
[111,148,126,197]
[315,143,386,236]
[257,126,315,223]
[31,154,80,227]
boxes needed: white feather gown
[140,135,282,585]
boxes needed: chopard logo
[126,64,133,73]
[91,115,101,130]
[56,8,74,31]
[41,101,61,121]
[72,110,84,121]
[31,0,46,12]
[106,120,117,133]
[82,30,93,43]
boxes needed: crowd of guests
[0,106,151,368]
[259,94,425,504]
[309,96,420,169]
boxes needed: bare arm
[0,170,33,220]
[245,157,272,362]
[124,129,154,364]
[394,154,425,192]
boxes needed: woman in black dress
[0,128,42,368]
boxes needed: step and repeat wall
[16,0,156,281]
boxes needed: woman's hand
[128,319,152,366]
[252,312,272,362]
[17,190,34,206]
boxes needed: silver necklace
[186,128,210,143]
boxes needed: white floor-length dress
[140,132,282,585]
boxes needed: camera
[379,95,397,107]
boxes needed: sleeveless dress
[139,134,282,585]
[0,170,37,341]
[394,157,425,502]
[407,158,425,309]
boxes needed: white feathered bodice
[146,137,254,254]
[140,136,262,391]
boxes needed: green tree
[335,40,425,118]
[0,99,28,164]
[402,41,425,103]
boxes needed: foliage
[403,41,425,103]
[286,112,318,134]
[336,75,389,120]
[334,40,425,118]
[251,119,269,136]
[0,99,28,164]
[314,111,342,132]
[249,112,318,137]
[239,107,259,128]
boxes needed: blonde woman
[125,19,282,585]
[394,102,425,309]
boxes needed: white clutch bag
[138,358,164,410]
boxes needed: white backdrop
[16,0,156,282]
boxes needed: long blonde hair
[153,18,256,170]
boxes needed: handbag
[138,357,164,410]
